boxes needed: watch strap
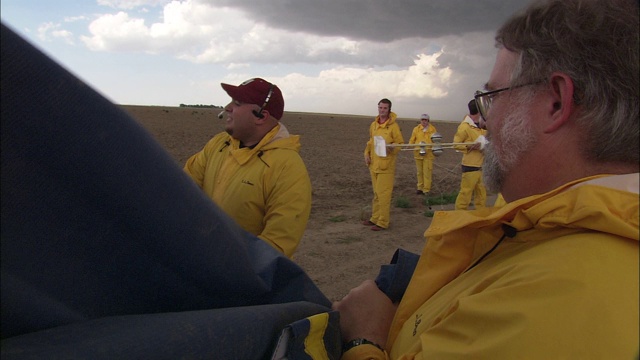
[343,338,383,352]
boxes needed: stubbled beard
[483,102,536,193]
[483,143,504,193]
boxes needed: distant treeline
[179,104,223,109]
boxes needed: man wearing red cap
[184,78,312,258]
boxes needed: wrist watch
[343,338,383,352]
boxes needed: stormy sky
[1,0,531,120]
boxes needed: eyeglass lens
[474,91,489,119]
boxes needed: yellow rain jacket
[184,123,312,258]
[493,193,507,208]
[343,173,639,359]
[364,112,405,174]
[453,116,486,167]
[408,123,438,160]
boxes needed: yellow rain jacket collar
[462,115,478,128]
[374,112,398,129]
[227,123,300,165]
[388,173,639,348]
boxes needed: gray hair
[496,0,639,165]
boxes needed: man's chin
[483,170,502,194]
[483,147,506,194]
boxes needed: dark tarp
[0,21,419,359]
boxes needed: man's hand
[386,146,395,156]
[332,280,397,348]
[365,154,371,166]
[468,142,482,151]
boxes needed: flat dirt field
[124,105,496,301]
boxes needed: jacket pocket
[378,157,391,171]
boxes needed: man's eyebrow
[483,82,491,91]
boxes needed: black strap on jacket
[464,224,518,273]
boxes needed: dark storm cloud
[206,0,531,42]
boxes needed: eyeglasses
[474,81,541,120]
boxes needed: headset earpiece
[252,83,274,120]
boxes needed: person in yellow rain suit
[453,99,488,210]
[408,113,438,195]
[337,175,639,360]
[332,0,639,358]
[184,78,311,258]
[363,98,405,231]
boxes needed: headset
[252,82,275,119]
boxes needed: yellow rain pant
[415,157,433,193]
[369,170,395,228]
[455,170,486,210]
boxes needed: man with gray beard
[333,0,639,358]
[482,89,536,193]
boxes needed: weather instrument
[373,132,488,157]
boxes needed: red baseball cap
[221,78,284,120]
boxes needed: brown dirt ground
[124,105,496,302]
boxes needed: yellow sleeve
[429,125,438,142]
[258,153,312,258]
[183,133,228,188]
[409,127,418,145]
[452,123,469,153]
[390,123,405,156]
[364,122,374,156]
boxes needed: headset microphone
[252,83,275,119]
[217,110,225,119]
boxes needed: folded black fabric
[375,248,421,303]
[1,22,331,359]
